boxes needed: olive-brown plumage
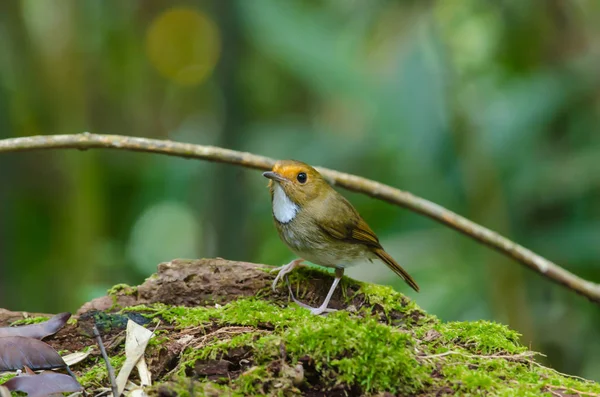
[264,160,418,314]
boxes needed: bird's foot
[286,275,337,315]
[290,293,337,315]
[271,259,305,292]
[310,306,338,315]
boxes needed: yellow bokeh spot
[146,7,220,86]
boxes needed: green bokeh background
[1,0,599,382]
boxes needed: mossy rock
[2,259,598,396]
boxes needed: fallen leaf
[0,385,10,397]
[136,356,152,386]
[124,380,139,391]
[3,372,82,397]
[129,389,149,397]
[0,337,66,371]
[63,349,93,367]
[0,313,71,340]
[115,320,153,396]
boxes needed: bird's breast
[272,184,299,224]
[275,213,373,268]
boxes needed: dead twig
[545,384,600,397]
[1,133,599,304]
[92,325,119,397]
[528,359,598,384]
[191,326,264,350]
[420,350,538,361]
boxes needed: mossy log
[1,259,599,396]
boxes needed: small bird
[263,160,419,315]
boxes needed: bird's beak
[263,171,287,183]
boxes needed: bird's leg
[310,268,344,315]
[285,275,308,308]
[287,268,344,315]
[285,275,335,313]
[271,258,305,292]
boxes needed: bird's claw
[273,261,338,316]
[271,259,304,292]
[310,307,338,315]
[286,275,337,315]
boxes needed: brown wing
[315,193,380,246]
[316,193,419,292]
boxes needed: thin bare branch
[0,133,599,304]
[93,325,119,397]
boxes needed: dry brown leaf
[0,313,71,340]
[0,337,66,371]
[3,372,82,397]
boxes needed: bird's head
[263,160,329,206]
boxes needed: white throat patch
[272,183,299,223]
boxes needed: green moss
[285,311,429,393]
[434,321,526,355]
[96,272,600,396]
[126,289,600,396]
[139,299,427,394]
[288,267,431,326]
[78,355,126,389]
[358,282,406,311]
[196,333,266,362]
[147,331,170,348]
[106,284,138,310]
[235,365,272,395]
[107,283,138,296]
[220,299,315,328]
[358,282,432,323]
[435,357,600,396]
[3,266,597,395]
[148,378,235,397]
[175,333,297,395]
[142,304,215,327]
[9,316,49,326]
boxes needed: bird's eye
[297,172,307,184]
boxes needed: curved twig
[0,133,599,304]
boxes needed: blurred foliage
[0,0,599,381]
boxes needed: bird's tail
[372,248,419,292]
